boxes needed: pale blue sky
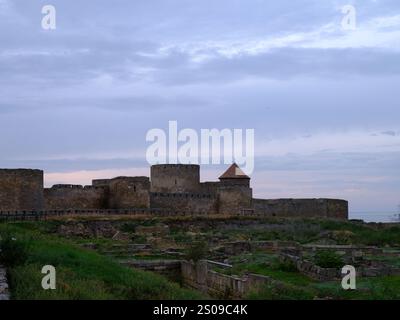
[0,0,399,218]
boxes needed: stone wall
[181,260,272,298]
[44,185,107,210]
[0,169,43,211]
[108,177,150,209]
[199,182,220,194]
[252,198,348,219]
[0,265,9,300]
[280,251,400,281]
[92,179,111,187]
[122,260,182,282]
[150,192,218,215]
[217,186,253,215]
[150,164,200,193]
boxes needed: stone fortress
[0,164,348,219]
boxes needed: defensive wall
[0,169,43,211]
[0,164,348,219]
[252,198,348,219]
[150,192,218,215]
[150,164,200,193]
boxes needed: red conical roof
[219,163,250,179]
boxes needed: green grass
[247,275,400,300]
[214,252,314,287]
[219,251,400,300]
[310,276,400,300]
[0,223,204,300]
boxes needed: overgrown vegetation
[185,241,209,262]
[0,223,203,300]
[0,233,30,267]
[313,250,344,269]
[1,216,399,300]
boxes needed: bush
[0,234,29,267]
[185,241,208,262]
[275,260,298,272]
[314,250,343,269]
[0,224,204,300]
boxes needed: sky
[0,0,399,220]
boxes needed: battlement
[49,184,107,190]
[0,164,349,219]
[150,192,216,199]
[0,168,43,174]
[52,184,84,189]
[151,164,200,169]
[110,176,150,182]
[92,179,111,186]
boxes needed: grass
[310,276,400,300]
[2,217,399,300]
[0,222,204,300]
[216,251,400,300]
[214,252,314,287]
[246,274,400,300]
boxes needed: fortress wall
[150,164,200,193]
[217,186,253,215]
[44,185,108,210]
[150,192,218,214]
[0,169,44,211]
[92,179,111,187]
[325,199,349,219]
[200,182,220,194]
[252,198,348,219]
[108,177,150,209]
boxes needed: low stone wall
[301,244,383,262]
[216,240,299,256]
[0,208,198,221]
[181,260,272,298]
[122,260,182,282]
[280,253,340,281]
[280,252,400,281]
[0,265,9,300]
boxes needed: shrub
[185,241,208,262]
[275,260,298,272]
[0,234,30,267]
[314,250,343,269]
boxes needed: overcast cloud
[0,0,399,219]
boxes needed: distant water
[349,212,399,223]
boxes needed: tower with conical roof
[218,163,250,187]
[217,163,252,214]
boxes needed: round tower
[150,164,200,193]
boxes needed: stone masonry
[0,164,348,219]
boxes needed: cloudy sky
[0,0,399,219]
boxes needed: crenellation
[0,164,348,219]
